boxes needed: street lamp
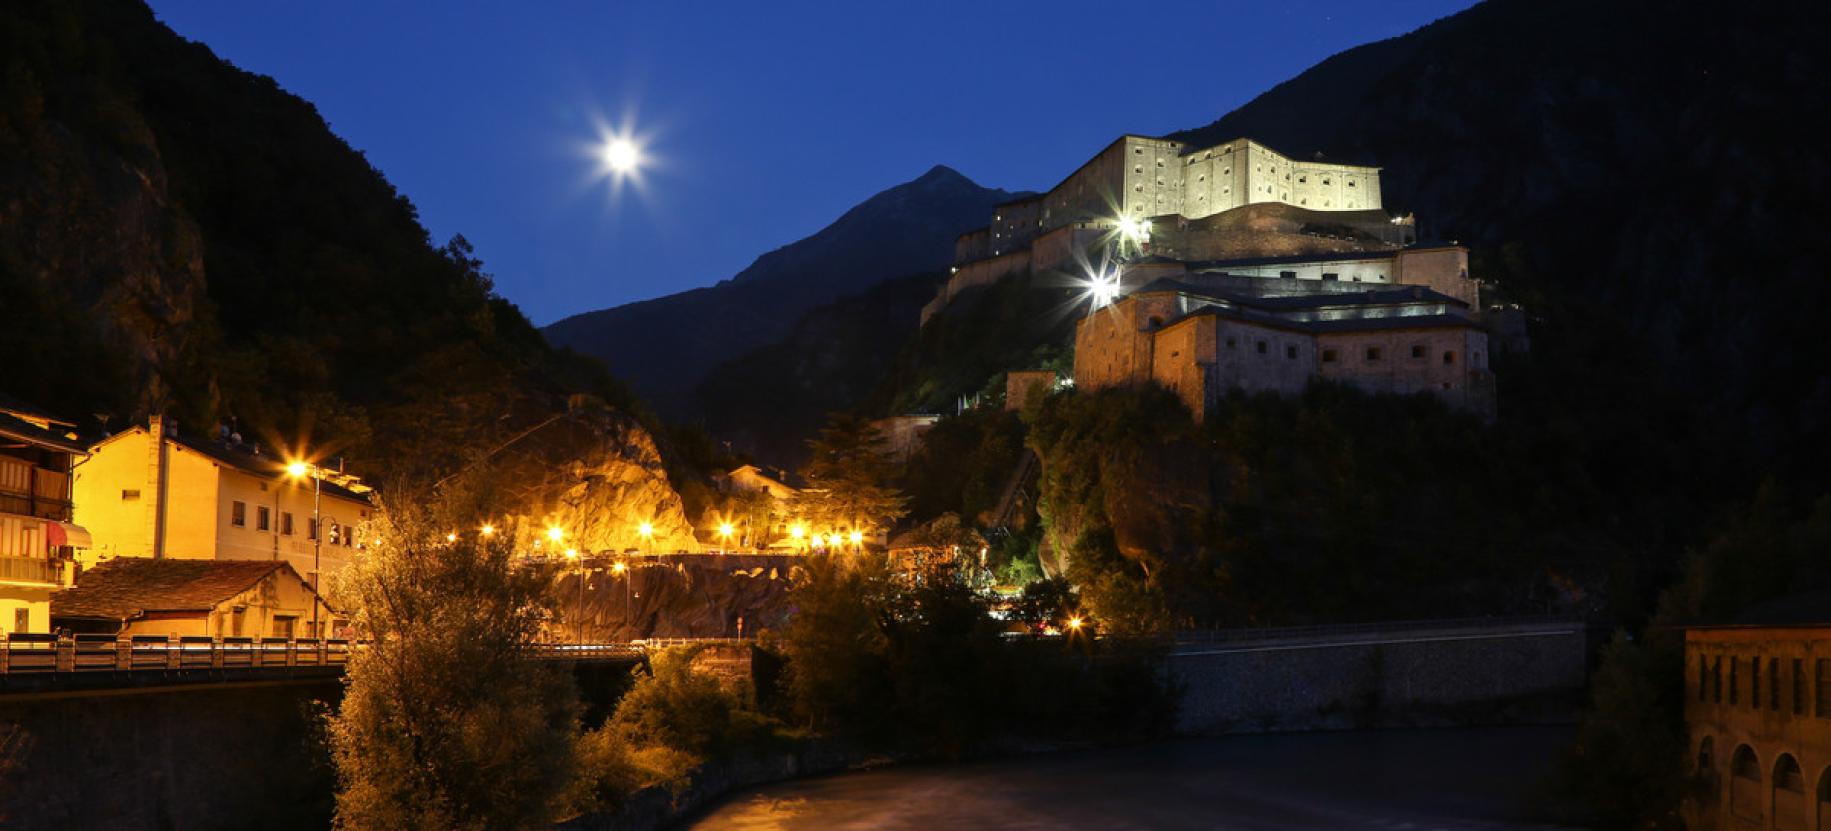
[638,520,654,554]
[789,524,807,552]
[717,522,734,554]
[612,560,630,636]
[848,529,864,552]
[480,523,495,537]
[285,460,322,639]
[566,548,583,646]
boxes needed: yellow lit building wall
[71,428,155,567]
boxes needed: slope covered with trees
[0,1,666,486]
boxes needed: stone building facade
[1073,277,1493,420]
[1685,620,1831,830]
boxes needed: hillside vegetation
[0,1,669,487]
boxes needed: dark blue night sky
[147,1,1475,325]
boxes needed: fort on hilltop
[924,134,1498,419]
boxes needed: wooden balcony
[0,456,71,522]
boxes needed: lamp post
[717,522,734,554]
[638,520,654,555]
[566,548,582,646]
[612,560,629,638]
[285,461,322,639]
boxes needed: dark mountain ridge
[542,166,1025,419]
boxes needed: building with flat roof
[1684,595,1831,830]
[1074,277,1493,420]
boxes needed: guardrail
[0,632,352,674]
[0,633,656,679]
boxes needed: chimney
[147,415,169,559]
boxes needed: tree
[324,488,579,831]
[794,414,909,535]
[770,553,895,735]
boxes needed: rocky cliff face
[0,3,695,529]
[494,408,699,554]
[551,554,798,642]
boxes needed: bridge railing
[1,632,353,675]
[0,633,736,684]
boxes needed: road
[685,726,1579,830]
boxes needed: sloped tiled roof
[51,559,311,622]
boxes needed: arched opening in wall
[1816,767,1831,829]
[1773,754,1806,831]
[1695,736,1720,812]
[1731,745,1762,823]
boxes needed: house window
[1444,351,1457,365]
[1279,270,1297,279]
[1770,658,1780,711]
[1256,340,1267,355]
[1225,337,1237,349]
[1322,349,1338,363]
[257,506,271,532]
[231,501,247,527]
[1714,657,1722,702]
[1730,658,1739,705]
[1412,345,1427,359]
[231,607,245,638]
[282,512,295,536]
[1794,658,1806,714]
[1699,657,1709,701]
[121,489,141,500]
[273,616,295,639]
[12,609,27,633]
[1286,345,1298,359]
[1321,272,1338,281]
[1753,658,1761,708]
[1818,659,1831,716]
[1365,347,1382,361]
[308,518,319,541]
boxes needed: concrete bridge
[0,633,752,698]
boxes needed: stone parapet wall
[1171,618,1590,734]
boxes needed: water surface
[686,727,1576,830]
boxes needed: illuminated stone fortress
[924,134,1495,419]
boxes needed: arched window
[1774,754,1806,831]
[1697,736,1714,772]
[1731,745,1762,822]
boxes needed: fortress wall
[1392,247,1479,308]
[921,250,1032,326]
[1314,327,1490,405]
[1180,140,1250,219]
[1031,224,1107,274]
[989,198,1043,255]
[1172,619,1588,734]
[955,228,990,263]
[1150,316,1217,419]
[1206,318,1317,400]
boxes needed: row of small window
[228,500,354,546]
[1222,338,1461,365]
[1276,271,1381,282]
[1699,654,1831,716]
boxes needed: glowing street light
[285,459,323,639]
[848,529,864,548]
[547,526,565,544]
[445,532,458,543]
[480,524,495,537]
[1067,616,1085,632]
[717,522,735,554]
[637,520,654,554]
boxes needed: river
[684,726,1578,830]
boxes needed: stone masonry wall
[1171,619,1589,735]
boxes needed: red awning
[46,522,94,548]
